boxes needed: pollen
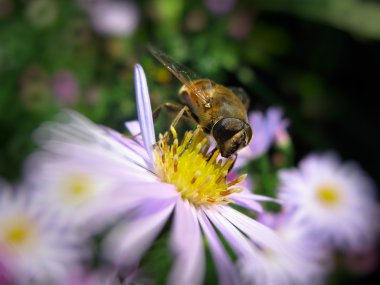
[60,173,94,204]
[315,184,341,207]
[154,126,245,206]
[1,215,37,251]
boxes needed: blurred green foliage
[1,0,380,283]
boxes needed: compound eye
[244,132,250,145]
[212,118,244,140]
[241,131,247,145]
[244,124,253,145]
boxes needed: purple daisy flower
[238,212,331,285]
[278,153,380,251]
[33,64,283,284]
[0,179,86,284]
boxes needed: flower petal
[103,199,175,266]
[33,110,150,170]
[134,64,156,163]
[197,209,241,285]
[105,182,179,209]
[83,182,179,233]
[230,191,281,213]
[103,128,151,166]
[205,208,256,258]
[217,205,283,251]
[167,199,205,285]
[229,193,263,213]
[125,120,141,136]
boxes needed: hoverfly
[149,46,253,158]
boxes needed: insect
[149,46,253,158]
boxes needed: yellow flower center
[154,127,246,206]
[60,173,94,204]
[1,215,38,251]
[315,184,341,207]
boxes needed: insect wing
[148,46,213,105]
[228,86,250,110]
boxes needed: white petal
[103,128,150,165]
[125,120,141,136]
[205,208,256,258]
[82,183,178,233]
[230,191,281,213]
[104,199,175,266]
[197,209,241,285]
[217,205,283,251]
[167,199,205,285]
[34,110,150,170]
[105,182,179,209]
[134,64,156,163]
[229,193,263,213]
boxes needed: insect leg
[228,153,238,172]
[153,103,196,127]
[170,105,192,128]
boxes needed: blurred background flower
[239,212,331,285]
[80,0,139,37]
[51,70,80,106]
[279,153,379,251]
[0,179,86,284]
[235,107,289,168]
[205,0,236,15]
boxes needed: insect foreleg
[153,103,195,126]
[229,153,238,172]
[170,105,192,128]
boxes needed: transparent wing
[228,86,250,110]
[148,45,213,105]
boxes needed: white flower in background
[236,107,289,168]
[0,179,85,284]
[239,212,331,285]
[278,153,380,251]
[24,154,124,233]
[80,0,139,37]
[32,64,283,285]
[27,104,163,234]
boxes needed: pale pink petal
[104,199,176,266]
[231,191,281,213]
[230,190,281,213]
[125,120,141,136]
[217,205,282,251]
[248,193,279,202]
[205,208,256,258]
[197,210,241,285]
[134,64,155,163]
[103,182,179,210]
[79,183,178,233]
[103,128,149,164]
[34,110,150,170]
[229,193,263,213]
[167,199,205,285]
[27,143,150,177]
[95,182,178,218]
